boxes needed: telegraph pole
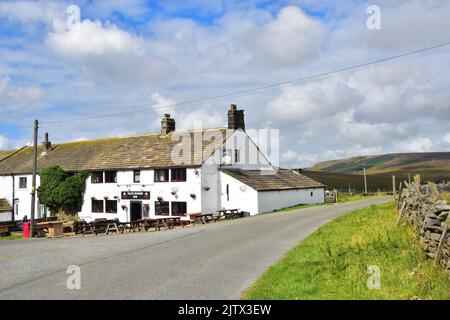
[363,166,368,195]
[30,119,38,238]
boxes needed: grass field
[243,201,449,300]
[303,170,450,194]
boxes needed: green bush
[37,166,89,214]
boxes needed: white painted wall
[257,187,325,213]
[219,171,259,215]
[0,175,13,221]
[218,129,273,170]
[0,175,13,205]
[79,168,202,222]
[201,130,274,214]
[0,174,41,221]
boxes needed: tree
[38,166,89,214]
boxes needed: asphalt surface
[0,197,391,300]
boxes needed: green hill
[310,152,450,174]
[304,152,450,192]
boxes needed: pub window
[155,201,170,215]
[154,169,169,182]
[133,170,141,183]
[171,168,186,182]
[105,171,117,183]
[171,202,187,215]
[105,200,117,213]
[143,204,150,218]
[91,171,103,183]
[92,199,104,213]
[235,149,240,163]
[19,177,27,189]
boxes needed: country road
[0,197,391,300]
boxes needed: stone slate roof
[0,149,21,162]
[221,169,325,191]
[0,129,230,175]
[0,199,12,212]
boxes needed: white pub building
[0,105,325,222]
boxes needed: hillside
[310,152,450,174]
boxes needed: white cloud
[247,6,325,66]
[394,137,434,153]
[0,0,65,23]
[265,79,363,124]
[46,18,173,83]
[0,77,46,114]
[2,1,450,168]
[148,92,224,131]
[0,135,8,149]
[443,133,450,144]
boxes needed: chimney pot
[161,114,176,135]
[227,104,245,131]
[42,132,52,153]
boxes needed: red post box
[23,222,31,238]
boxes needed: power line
[40,41,450,125]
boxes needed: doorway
[130,201,142,222]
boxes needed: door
[130,201,142,222]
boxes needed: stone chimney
[227,104,245,131]
[161,114,176,135]
[42,132,52,154]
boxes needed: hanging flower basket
[203,186,210,191]
[190,193,197,200]
[157,196,164,202]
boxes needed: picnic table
[0,224,13,236]
[132,216,183,232]
[217,208,241,220]
[189,213,217,225]
[36,221,64,237]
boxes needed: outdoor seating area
[69,208,249,237]
[1,208,249,239]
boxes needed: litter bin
[23,222,31,238]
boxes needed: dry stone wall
[398,182,450,274]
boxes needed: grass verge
[243,201,449,300]
[268,193,387,214]
[0,233,23,240]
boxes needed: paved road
[0,197,390,300]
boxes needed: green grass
[267,203,329,213]
[268,193,387,214]
[337,192,386,203]
[0,233,23,240]
[243,201,449,300]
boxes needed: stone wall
[397,182,450,274]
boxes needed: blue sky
[0,0,450,167]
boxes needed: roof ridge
[0,146,28,164]
[54,127,228,145]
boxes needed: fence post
[434,223,448,266]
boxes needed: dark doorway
[130,201,142,222]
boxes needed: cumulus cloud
[247,6,325,66]
[46,17,173,83]
[394,137,434,153]
[2,1,450,168]
[149,93,224,131]
[265,79,363,124]
[0,0,65,23]
[443,133,450,144]
[0,77,46,114]
[0,135,8,150]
